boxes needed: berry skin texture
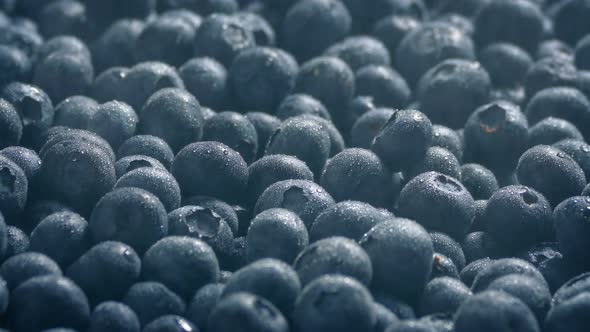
[179,57,229,110]
[66,241,141,306]
[360,218,433,302]
[8,275,90,332]
[454,291,540,332]
[89,188,168,254]
[460,164,498,200]
[399,172,475,240]
[293,275,375,332]
[545,293,590,332]
[554,196,590,266]
[324,36,390,72]
[0,156,27,219]
[528,117,584,147]
[419,277,472,316]
[172,141,248,204]
[208,292,289,332]
[117,135,174,169]
[246,208,308,264]
[0,99,22,148]
[114,167,181,212]
[186,283,224,330]
[320,148,393,208]
[517,145,587,206]
[0,252,62,291]
[88,301,140,332]
[202,111,259,164]
[123,281,186,327]
[371,109,433,172]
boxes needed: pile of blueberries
[1,0,590,331]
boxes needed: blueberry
[143,236,219,299]
[92,19,145,72]
[33,51,94,103]
[399,172,474,239]
[517,145,586,206]
[222,258,300,314]
[321,149,393,208]
[39,127,115,163]
[553,0,590,45]
[406,146,462,181]
[396,23,475,86]
[554,196,590,266]
[0,99,22,148]
[119,62,184,112]
[37,35,90,62]
[372,110,433,172]
[8,275,90,331]
[123,281,185,327]
[0,45,30,89]
[324,36,390,72]
[90,67,129,103]
[40,140,116,215]
[553,140,590,182]
[431,125,463,162]
[373,291,416,320]
[117,135,174,169]
[536,39,574,61]
[0,252,61,290]
[4,225,28,259]
[203,111,258,164]
[310,201,390,242]
[293,56,355,126]
[419,277,472,316]
[350,108,394,149]
[21,199,71,233]
[115,167,180,211]
[478,43,533,87]
[529,117,584,147]
[38,0,88,39]
[430,232,466,271]
[236,11,275,46]
[0,156,27,219]
[282,0,351,61]
[385,320,440,332]
[179,57,229,110]
[524,57,579,99]
[487,274,551,321]
[66,241,141,305]
[265,117,330,177]
[84,0,154,35]
[156,0,238,15]
[294,236,372,286]
[484,185,553,252]
[208,292,288,332]
[167,205,233,265]
[53,96,98,130]
[2,82,54,147]
[342,0,426,32]
[245,112,281,159]
[454,291,540,332]
[143,315,197,332]
[460,164,498,200]
[134,16,196,67]
[275,94,331,121]
[545,293,590,332]
[298,114,345,157]
[471,258,547,292]
[460,258,492,288]
[464,101,529,176]
[194,14,255,67]
[89,187,167,253]
[172,142,248,203]
[139,88,203,153]
[254,179,334,229]
[182,196,239,236]
[0,25,42,59]
[474,0,544,52]
[371,15,421,60]
[88,101,138,149]
[88,302,140,332]
[360,218,433,301]
[246,208,308,263]
[186,283,224,330]
[355,65,411,109]
[344,95,377,134]
[29,211,89,268]
[461,232,502,264]
[230,47,297,112]
[525,87,590,140]
[114,155,167,178]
